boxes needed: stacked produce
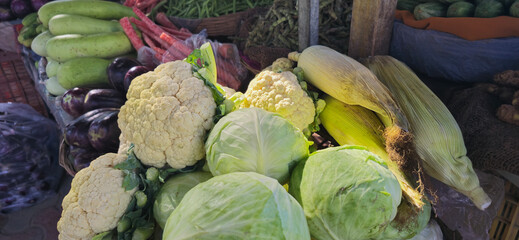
[16,12,44,47]
[30,0,137,95]
[146,0,273,18]
[398,0,519,19]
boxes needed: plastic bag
[430,170,505,239]
[162,30,249,90]
[390,21,519,83]
[0,103,63,213]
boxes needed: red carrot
[160,26,192,39]
[160,33,192,56]
[216,63,240,90]
[142,34,159,50]
[133,7,164,36]
[217,43,235,60]
[119,17,144,51]
[155,12,179,30]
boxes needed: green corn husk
[363,56,491,210]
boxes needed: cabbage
[152,171,213,229]
[205,108,311,183]
[163,172,311,240]
[293,145,401,240]
[376,199,431,239]
[409,219,443,240]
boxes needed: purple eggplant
[107,57,141,94]
[61,87,89,118]
[68,146,102,172]
[30,0,46,11]
[0,6,14,21]
[0,0,11,7]
[123,66,151,93]
[64,108,117,148]
[10,0,32,18]
[88,110,120,153]
[83,89,125,112]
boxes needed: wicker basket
[490,181,519,240]
[0,51,47,117]
[59,138,77,176]
[168,8,267,37]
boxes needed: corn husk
[363,56,491,210]
[321,95,425,208]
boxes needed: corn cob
[363,56,491,210]
[289,45,423,207]
[320,95,425,208]
[288,45,407,129]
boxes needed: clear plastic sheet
[430,170,505,239]
[0,103,63,213]
[390,21,519,83]
[162,30,248,90]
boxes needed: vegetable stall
[0,0,518,239]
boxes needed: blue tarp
[390,21,519,82]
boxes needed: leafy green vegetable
[205,108,311,183]
[292,145,402,240]
[153,171,213,229]
[162,172,311,240]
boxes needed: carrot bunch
[119,8,248,90]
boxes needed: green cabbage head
[152,171,213,229]
[163,172,311,240]
[205,107,311,183]
[293,145,402,240]
[376,199,431,239]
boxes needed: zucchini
[48,14,123,35]
[38,0,136,27]
[46,32,133,62]
[31,31,54,57]
[57,57,111,89]
[45,76,67,96]
[46,59,61,77]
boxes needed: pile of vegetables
[482,70,519,126]
[145,0,273,19]
[29,0,137,95]
[52,38,495,240]
[398,0,519,19]
[245,0,353,54]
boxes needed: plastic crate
[491,181,519,240]
[0,51,48,117]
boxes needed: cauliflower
[118,60,216,169]
[57,153,136,240]
[242,69,315,130]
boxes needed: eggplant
[107,57,141,94]
[88,110,120,153]
[10,0,32,18]
[61,87,89,118]
[123,66,151,93]
[0,6,14,21]
[68,146,102,172]
[0,0,10,7]
[64,108,117,148]
[83,89,125,112]
[30,0,46,11]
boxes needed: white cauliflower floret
[242,70,315,130]
[57,153,136,240]
[118,61,216,169]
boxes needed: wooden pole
[298,0,310,51]
[347,0,398,59]
[309,0,319,46]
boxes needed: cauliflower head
[242,70,315,130]
[118,60,216,169]
[57,153,136,240]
